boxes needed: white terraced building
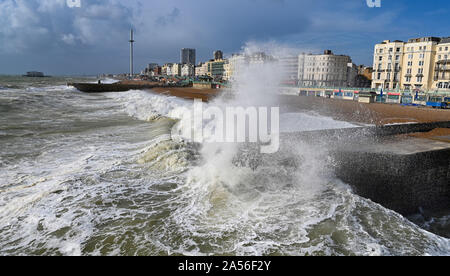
[298,50,354,88]
[371,36,450,91]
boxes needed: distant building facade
[166,63,181,76]
[354,65,373,88]
[213,50,223,61]
[222,52,275,81]
[434,37,450,90]
[141,63,161,76]
[181,48,196,65]
[347,63,358,87]
[195,62,209,77]
[299,50,354,87]
[207,59,226,79]
[223,54,247,81]
[278,56,299,85]
[181,63,195,77]
[372,36,450,91]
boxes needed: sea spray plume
[177,43,332,212]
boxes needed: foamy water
[0,75,449,256]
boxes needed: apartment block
[278,56,299,85]
[372,37,450,91]
[195,62,209,77]
[223,54,247,81]
[165,63,181,76]
[299,50,353,87]
[434,38,450,89]
[181,63,195,77]
[181,48,196,65]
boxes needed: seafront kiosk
[358,91,377,103]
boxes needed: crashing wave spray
[137,43,450,256]
[165,43,343,254]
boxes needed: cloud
[0,0,445,74]
[156,7,180,26]
[0,0,134,54]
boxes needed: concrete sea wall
[282,121,450,215]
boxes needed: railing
[294,85,450,96]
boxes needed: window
[396,47,401,52]
[395,55,400,61]
[377,73,381,80]
[388,55,392,61]
[406,76,411,82]
[408,61,413,66]
[417,76,423,82]
[408,54,413,59]
[446,47,449,51]
[387,73,391,79]
[424,46,427,50]
[418,61,424,66]
[379,56,383,61]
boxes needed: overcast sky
[0,0,449,75]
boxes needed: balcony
[434,74,450,81]
[435,66,450,71]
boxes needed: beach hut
[387,92,401,104]
[358,91,377,103]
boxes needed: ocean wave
[107,90,194,121]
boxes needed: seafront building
[195,62,208,77]
[181,63,195,77]
[207,59,226,79]
[298,50,355,87]
[372,37,450,91]
[195,51,227,79]
[434,38,450,90]
[222,52,276,81]
[347,62,358,87]
[141,63,161,76]
[223,54,247,81]
[278,56,300,85]
[354,65,373,88]
[213,50,223,61]
[165,63,181,76]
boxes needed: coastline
[277,95,450,126]
[150,87,219,102]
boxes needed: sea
[0,75,449,256]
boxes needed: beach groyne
[68,82,219,102]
